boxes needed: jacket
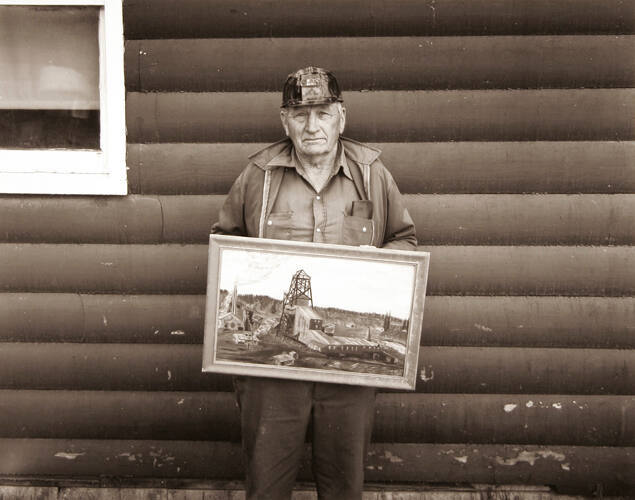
[211,137,417,250]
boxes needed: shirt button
[267,220,273,226]
[316,196,321,200]
[362,226,367,232]
[316,228,321,232]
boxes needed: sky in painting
[216,248,416,319]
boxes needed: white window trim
[0,0,127,195]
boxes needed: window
[0,0,126,195]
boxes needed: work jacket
[211,137,417,250]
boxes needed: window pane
[0,6,100,149]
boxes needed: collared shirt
[212,136,416,250]
[263,143,363,244]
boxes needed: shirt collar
[265,140,352,180]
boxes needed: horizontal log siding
[0,391,633,446]
[1,244,633,296]
[2,194,633,245]
[126,90,635,143]
[123,0,635,38]
[1,439,633,495]
[2,0,633,494]
[125,36,635,92]
[126,141,635,195]
[3,294,634,348]
[0,344,633,395]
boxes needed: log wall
[1,0,634,496]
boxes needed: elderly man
[212,67,416,499]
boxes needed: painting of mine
[215,248,415,376]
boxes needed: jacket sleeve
[379,165,418,251]
[211,167,248,236]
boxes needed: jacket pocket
[341,215,374,246]
[264,211,294,240]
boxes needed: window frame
[0,0,126,195]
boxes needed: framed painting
[202,235,430,390]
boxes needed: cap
[281,67,343,108]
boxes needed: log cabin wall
[1,0,634,496]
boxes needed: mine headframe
[278,269,313,335]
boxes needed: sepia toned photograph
[203,235,429,389]
[1,0,632,497]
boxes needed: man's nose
[305,111,319,132]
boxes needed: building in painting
[218,312,243,332]
[290,304,387,360]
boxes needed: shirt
[263,144,364,244]
[211,136,417,250]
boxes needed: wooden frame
[0,0,126,195]
[203,235,430,390]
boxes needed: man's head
[280,67,346,159]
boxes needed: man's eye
[319,112,331,118]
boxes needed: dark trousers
[234,377,376,500]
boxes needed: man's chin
[300,145,327,155]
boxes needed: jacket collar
[248,137,382,171]
[340,136,382,165]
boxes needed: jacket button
[362,227,367,232]
[267,220,273,226]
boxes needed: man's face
[280,103,346,159]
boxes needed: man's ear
[339,106,346,134]
[280,109,290,136]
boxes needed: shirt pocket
[264,211,294,240]
[341,215,374,246]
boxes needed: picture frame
[202,234,430,390]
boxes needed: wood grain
[0,344,632,394]
[126,90,635,143]
[3,194,633,245]
[123,0,635,38]
[0,439,632,494]
[2,244,633,296]
[0,390,633,446]
[3,294,634,348]
[126,141,635,195]
[12,194,634,244]
[125,36,635,92]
